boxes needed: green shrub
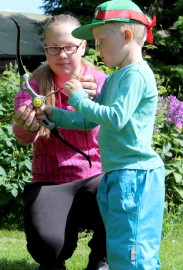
[153,65,183,101]
[0,65,32,224]
[153,81,183,209]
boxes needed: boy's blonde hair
[105,21,147,47]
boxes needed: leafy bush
[153,83,183,209]
[0,65,32,223]
[153,65,183,101]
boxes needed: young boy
[38,1,165,269]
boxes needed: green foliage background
[0,66,32,225]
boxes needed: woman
[13,14,108,270]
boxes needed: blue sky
[0,0,44,14]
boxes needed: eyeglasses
[44,41,82,56]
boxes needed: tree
[41,0,104,24]
[41,0,182,25]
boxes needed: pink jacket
[13,65,107,183]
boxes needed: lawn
[0,230,91,270]
[0,209,183,270]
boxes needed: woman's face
[44,23,86,80]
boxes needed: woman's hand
[14,104,40,132]
[80,75,97,99]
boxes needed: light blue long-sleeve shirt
[52,61,163,172]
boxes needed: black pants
[23,174,106,268]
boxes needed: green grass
[160,237,183,270]
[0,208,183,270]
[0,230,91,270]
[160,206,183,270]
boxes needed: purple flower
[157,95,183,130]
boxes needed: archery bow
[11,17,92,168]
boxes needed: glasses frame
[44,41,83,56]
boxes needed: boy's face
[92,24,127,68]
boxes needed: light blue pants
[97,167,165,270]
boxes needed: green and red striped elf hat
[72,0,156,43]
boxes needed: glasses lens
[64,46,78,54]
[46,47,60,56]
[45,43,81,56]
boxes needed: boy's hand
[63,79,83,97]
[80,75,97,99]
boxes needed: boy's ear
[124,29,133,42]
